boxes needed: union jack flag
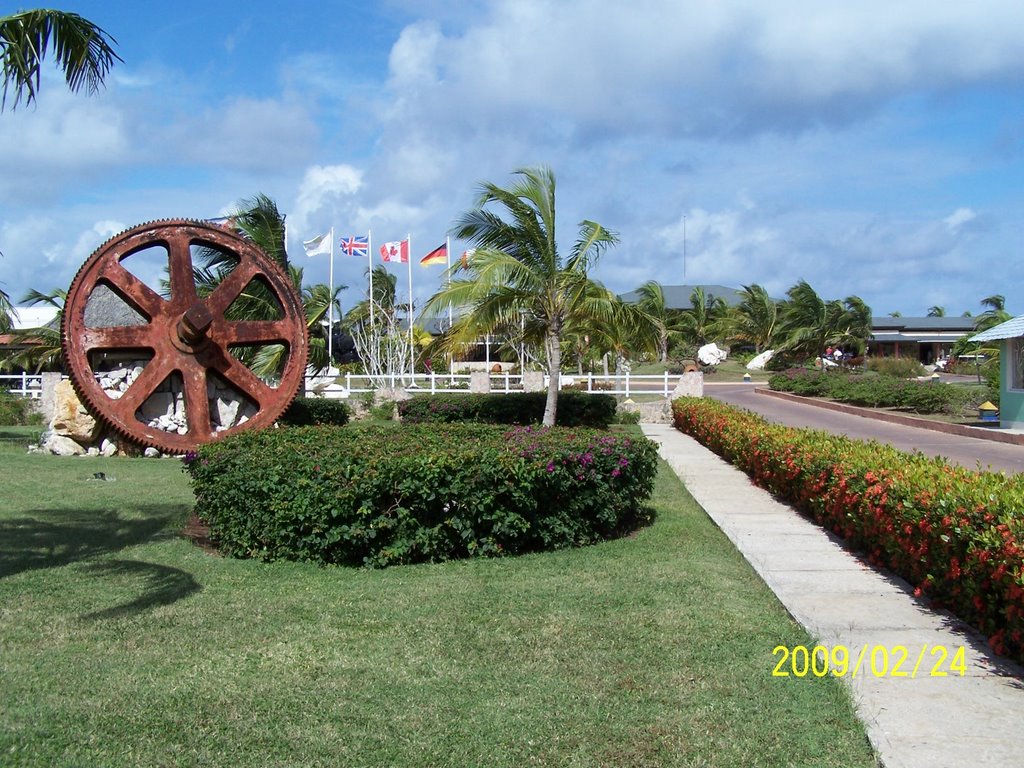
[339,235,369,257]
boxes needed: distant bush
[185,423,658,568]
[562,379,615,392]
[0,392,42,426]
[280,397,351,426]
[768,369,981,416]
[397,391,617,428]
[867,357,926,378]
[613,409,642,425]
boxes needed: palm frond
[1,9,121,110]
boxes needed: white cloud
[945,207,977,231]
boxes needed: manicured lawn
[0,427,876,767]
[630,358,774,383]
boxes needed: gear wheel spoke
[62,220,307,454]
[81,324,158,351]
[221,319,296,345]
[96,259,166,320]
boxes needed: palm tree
[1,9,121,110]
[730,283,779,354]
[1,9,121,315]
[0,285,15,333]
[344,265,399,328]
[927,305,946,317]
[633,281,672,362]
[777,280,872,363]
[975,294,1011,334]
[676,286,728,348]
[421,166,627,426]
[1,287,64,371]
[193,194,344,375]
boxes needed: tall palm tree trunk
[543,330,561,426]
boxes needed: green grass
[0,430,876,767]
[630,358,773,383]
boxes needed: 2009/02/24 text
[772,644,967,679]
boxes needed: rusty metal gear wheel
[62,219,308,454]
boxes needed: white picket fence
[0,372,44,398]
[306,371,680,398]
[2,370,681,401]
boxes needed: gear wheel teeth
[62,219,308,455]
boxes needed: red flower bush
[672,397,1024,662]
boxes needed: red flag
[379,240,409,263]
[420,242,447,266]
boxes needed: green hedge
[184,423,657,568]
[768,369,980,416]
[280,397,351,426]
[397,391,617,427]
[0,392,42,426]
[672,397,1024,662]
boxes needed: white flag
[303,231,332,257]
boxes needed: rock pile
[38,363,258,456]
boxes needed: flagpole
[445,236,452,330]
[407,233,414,381]
[367,229,374,327]
[328,226,335,366]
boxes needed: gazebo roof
[970,315,1024,342]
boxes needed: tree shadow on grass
[0,506,182,580]
[78,559,202,621]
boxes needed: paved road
[704,383,1024,475]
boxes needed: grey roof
[871,334,972,344]
[619,284,748,309]
[970,315,1024,342]
[870,316,977,332]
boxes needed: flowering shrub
[672,397,1024,662]
[185,423,657,568]
[397,391,617,427]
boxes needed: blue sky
[2,0,1023,319]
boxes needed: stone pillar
[671,371,704,399]
[470,371,491,393]
[522,371,544,392]
[38,372,63,424]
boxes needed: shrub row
[280,397,351,426]
[185,423,657,568]
[0,392,42,426]
[866,357,926,378]
[768,368,981,415]
[672,397,1024,661]
[397,391,617,427]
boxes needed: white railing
[0,372,44,398]
[304,371,679,398]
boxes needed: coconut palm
[633,281,670,362]
[0,285,15,333]
[730,283,779,354]
[344,265,399,329]
[193,194,344,375]
[777,280,872,362]
[676,286,728,348]
[0,287,64,371]
[421,166,630,426]
[975,294,1011,334]
[927,305,946,317]
[1,9,121,110]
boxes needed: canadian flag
[379,240,409,263]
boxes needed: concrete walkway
[642,422,1024,768]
